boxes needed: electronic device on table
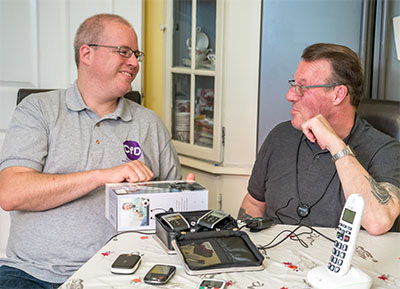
[196,278,226,289]
[161,212,190,231]
[197,210,230,229]
[154,209,238,254]
[245,217,274,232]
[327,193,364,276]
[307,194,372,289]
[143,264,176,285]
[110,253,141,274]
[172,230,264,275]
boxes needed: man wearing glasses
[239,43,400,236]
[0,14,183,288]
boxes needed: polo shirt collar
[65,82,88,112]
[65,82,133,121]
[114,97,133,121]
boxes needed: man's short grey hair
[74,13,133,68]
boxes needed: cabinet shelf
[170,67,215,76]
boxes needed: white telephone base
[307,265,372,289]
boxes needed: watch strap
[331,145,355,162]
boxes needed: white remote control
[327,194,364,276]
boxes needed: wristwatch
[331,145,355,162]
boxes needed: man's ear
[332,84,348,105]
[79,44,93,65]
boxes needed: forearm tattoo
[365,175,400,205]
[238,207,253,221]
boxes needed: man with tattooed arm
[239,43,400,235]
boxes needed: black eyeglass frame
[288,79,339,96]
[87,44,144,62]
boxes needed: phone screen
[198,279,226,289]
[144,264,176,284]
[342,208,356,224]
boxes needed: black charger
[245,218,274,232]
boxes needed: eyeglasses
[88,44,144,62]
[288,80,339,96]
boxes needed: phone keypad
[170,218,186,228]
[327,222,351,273]
[204,215,220,224]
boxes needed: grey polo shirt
[248,116,400,227]
[0,83,181,283]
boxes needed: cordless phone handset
[327,193,364,276]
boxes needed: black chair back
[17,88,141,105]
[357,98,400,141]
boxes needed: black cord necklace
[295,134,338,218]
[275,116,357,223]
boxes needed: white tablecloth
[60,225,400,288]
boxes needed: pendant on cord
[297,203,310,218]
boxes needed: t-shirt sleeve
[0,99,48,172]
[366,139,400,187]
[247,135,271,203]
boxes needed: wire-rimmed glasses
[88,44,144,62]
[288,80,339,96]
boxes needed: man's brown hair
[302,43,364,107]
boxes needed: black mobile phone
[110,253,141,274]
[143,264,176,285]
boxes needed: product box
[105,181,208,232]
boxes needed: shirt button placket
[95,122,101,145]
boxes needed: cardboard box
[105,181,208,232]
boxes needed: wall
[143,0,165,117]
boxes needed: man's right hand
[101,160,154,183]
[0,160,154,212]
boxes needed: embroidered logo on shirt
[124,141,142,160]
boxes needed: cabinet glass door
[195,0,216,71]
[172,0,191,68]
[166,0,222,162]
[172,73,190,143]
[195,76,214,147]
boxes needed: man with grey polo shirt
[0,14,185,288]
[239,43,400,236]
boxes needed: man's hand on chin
[301,115,339,151]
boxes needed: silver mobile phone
[197,278,227,289]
